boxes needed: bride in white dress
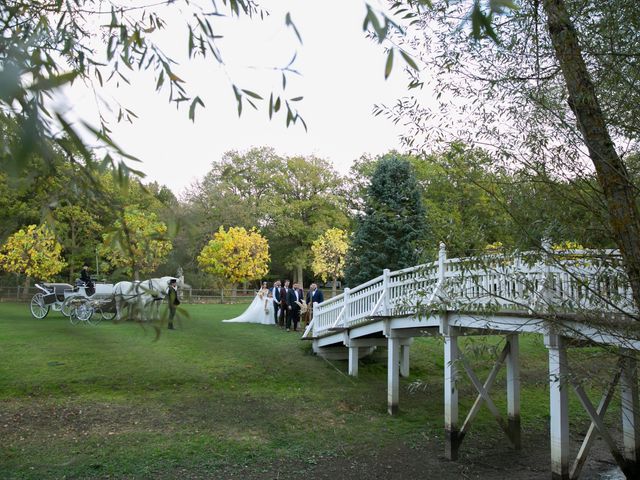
[222,282,274,325]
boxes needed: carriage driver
[80,264,95,296]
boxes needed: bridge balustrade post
[382,269,391,315]
[438,242,447,286]
[544,333,570,480]
[541,238,554,312]
[343,288,351,326]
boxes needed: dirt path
[224,432,623,480]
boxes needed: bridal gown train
[222,292,274,325]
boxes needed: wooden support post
[545,334,570,480]
[443,326,460,460]
[400,342,410,378]
[506,333,521,450]
[621,348,640,478]
[387,335,400,415]
[348,346,359,377]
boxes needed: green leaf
[285,12,303,44]
[188,96,205,122]
[241,89,263,100]
[290,96,303,102]
[155,70,164,90]
[490,0,520,13]
[188,27,195,58]
[399,50,418,71]
[385,48,394,79]
[29,71,79,92]
[232,85,243,116]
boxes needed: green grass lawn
[0,302,623,479]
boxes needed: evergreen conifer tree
[345,156,428,286]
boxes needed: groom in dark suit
[279,280,290,329]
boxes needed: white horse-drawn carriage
[31,281,117,324]
[30,275,183,324]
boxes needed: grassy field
[0,302,623,479]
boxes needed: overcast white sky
[61,0,418,196]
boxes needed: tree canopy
[197,226,270,288]
[345,155,428,286]
[0,224,66,283]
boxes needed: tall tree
[197,226,270,294]
[311,228,349,295]
[0,224,66,294]
[374,0,640,309]
[345,156,428,286]
[51,205,101,282]
[99,207,173,280]
[267,155,350,285]
[183,149,350,284]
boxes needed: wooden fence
[0,286,339,305]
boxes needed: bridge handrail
[310,245,635,337]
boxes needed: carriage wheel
[99,309,117,321]
[88,306,102,325]
[30,293,50,319]
[69,298,92,325]
[69,305,81,325]
[74,300,94,324]
[60,296,77,317]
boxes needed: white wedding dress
[222,291,274,325]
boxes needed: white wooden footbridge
[302,244,640,479]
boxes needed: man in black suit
[279,280,290,329]
[287,282,303,332]
[271,280,281,325]
[306,282,324,324]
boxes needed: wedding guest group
[222,279,326,330]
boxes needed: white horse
[113,281,144,321]
[113,276,184,322]
[142,276,181,321]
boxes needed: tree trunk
[543,0,640,313]
[69,222,76,283]
[332,276,338,297]
[297,264,304,287]
[23,275,30,300]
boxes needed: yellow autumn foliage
[100,207,173,276]
[0,224,66,280]
[197,226,270,284]
[311,228,349,283]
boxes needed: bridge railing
[305,245,636,339]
